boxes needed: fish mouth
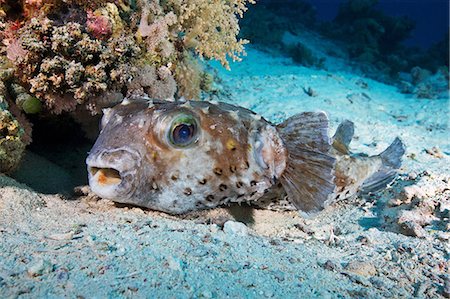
[86,148,140,200]
[89,167,122,186]
[87,163,133,200]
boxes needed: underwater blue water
[305,0,449,48]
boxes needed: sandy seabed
[1,36,449,298]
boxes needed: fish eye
[168,114,199,148]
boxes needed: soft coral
[86,10,112,39]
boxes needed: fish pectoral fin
[361,167,397,194]
[277,112,336,212]
[332,120,354,154]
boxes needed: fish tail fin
[361,137,406,193]
[277,112,336,212]
[332,120,354,154]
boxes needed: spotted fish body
[86,97,404,214]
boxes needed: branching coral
[7,15,141,113]
[137,4,177,59]
[166,0,255,69]
[127,63,177,100]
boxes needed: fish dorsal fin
[277,112,336,212]
[332,120,354,154]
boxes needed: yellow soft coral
[168,0,255,70]
[175,51,202,99]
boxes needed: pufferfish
[86,97,405,214]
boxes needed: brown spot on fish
[219,184,228,191]
[250,180,257,186]
[213,167,223,175]
[236,181,244,188]
[183,188,192,196]
[198,178,207,185]
[171,174,178,180]
[229,165,237,173]
[206,195,215,201]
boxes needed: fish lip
[87,164,134,200]
[86,147,142,173]
[86,149,140,200]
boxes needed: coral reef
[0,0,254,172]
[0,80,26,173]
[1,0,254,114]
[166,0,255,70]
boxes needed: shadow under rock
[11,113,95,195]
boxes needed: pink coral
[86,10,112,39]
[6,39,28,64]
[137,7,176,57]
